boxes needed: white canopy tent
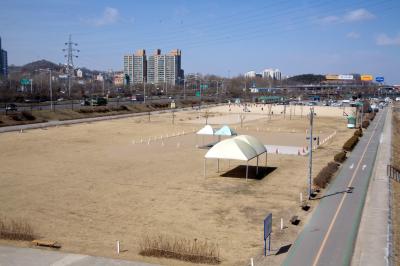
[204,135,267,180]
[196,125,216,147]
[196,125,215,135]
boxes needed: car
[5,103,17,112]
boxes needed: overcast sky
[1,0,400,83]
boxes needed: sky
[1,0,400,83]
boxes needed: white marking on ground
[379,133,383,144]
[51,254,88,266]
[350,163,354,169]
[362,165,367,171]
[265,145,305,155]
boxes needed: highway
[283,108,388,266]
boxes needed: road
[0,96,210,113]
[0,245,159,266]
[283,108,388,266]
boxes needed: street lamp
[39,69,53,111]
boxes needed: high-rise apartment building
[124,48,183,86]
[124,49,148,84]
[133,49,146,84]
[147,49,183,85]
[0,37,8,78]
[123,54,134,84]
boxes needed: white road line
[362,165,367,171]
[350,163,354,169]
[51,254,88,266]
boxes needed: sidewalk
[0,245,159,266]
[352,106,392,266]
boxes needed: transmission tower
[62,34,79,97]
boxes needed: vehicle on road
[5,103,18,112]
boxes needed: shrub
[362,120,370,128]
[354,129,363,137]
[110,105,129,112]
[9,114,23,121]
[139,235,220,264]
[343,135,359,151]
[334,151,347,163]
[313,162,340,188]
[21,111,36,121]
[0,217,36,241]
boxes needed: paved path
[352,106,392,266]
[283,108,388,266]
[0,245,159,266]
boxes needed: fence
[387,164,400,182]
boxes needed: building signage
[338,74,354,80]
[263,213,272,256]
[361,75,373,81]
[376,76,384,83]
[325,75,339,80]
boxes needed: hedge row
[313,162,340,189]
[78,105,129,114]
[354,128,363,137]
[9,111,36,121]
[334,151,347,163]
[343,135,359,151]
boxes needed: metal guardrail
[387,164,400,182]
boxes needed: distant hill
[8,59,105,77]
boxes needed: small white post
[280,218,283,230]
[250,257,254,266]
[300,192,303,203]
[116,240,120,254]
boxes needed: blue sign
[264,213,272,256]
[376,76,384,83]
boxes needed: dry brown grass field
[0,105,354,265]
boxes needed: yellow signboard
[361,75,373,81]
[326,75,339,80]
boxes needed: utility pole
[62,34,79,98]
[143,82,146,104]
[308,107,314,199]
[183,79,186,100]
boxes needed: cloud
[343,8,375,22]
[376,33,400,46]
[89,7,119,26]
[346,32,360,39]
[319,8,375,24]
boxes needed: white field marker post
[250,257,254,266]
[300,192,303,204]
[116,240,120,254]
[281,218,283,230]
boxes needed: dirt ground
[0,105,354,266]
[392,103,400,266]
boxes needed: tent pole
[246,161,249,181]
[256,156,259,175]
[265,152,267,167]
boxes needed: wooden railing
[387,164,400,182]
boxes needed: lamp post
[308,107,314,199]
[39,69,53,111]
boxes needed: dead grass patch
[0,216,36,241]
[139,235,221,264]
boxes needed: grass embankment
[0,100,204,127]
[392,103,400,266]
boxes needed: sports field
[0,105,354,265]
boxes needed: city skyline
[1,0,400,83]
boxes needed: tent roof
[215,125,237,136]
[196,125,214,135]
[234,135,266,155]
[205,138,257,161]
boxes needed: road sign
[195,91,201,97]
[200,84,208,89]
[264,213,272,256]
[376,76,384,83]
[20,79,31,85]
